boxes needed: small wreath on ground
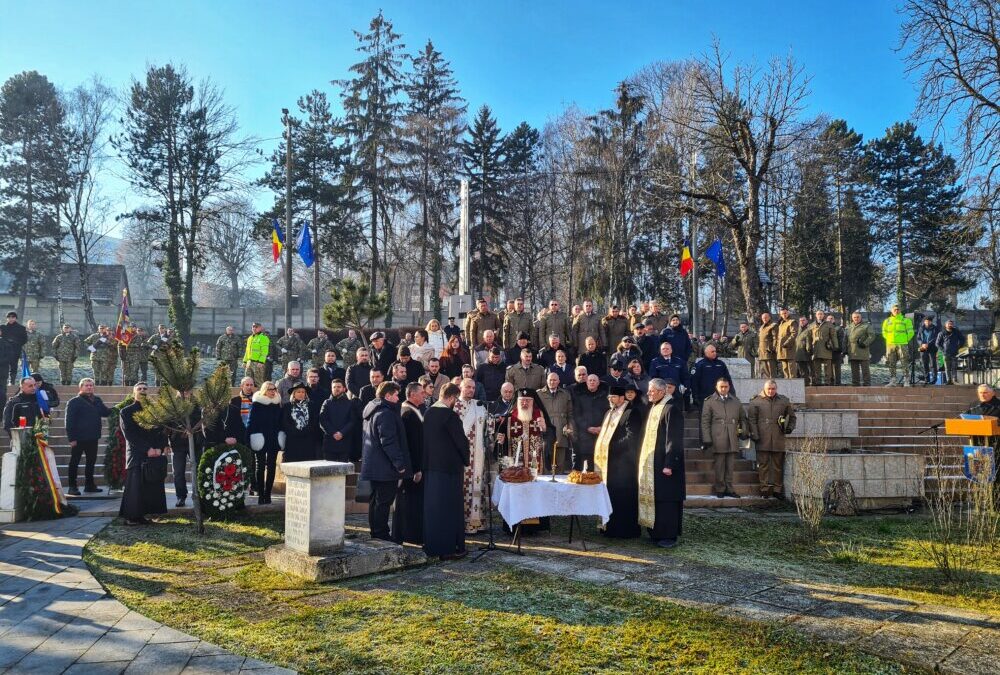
[197,442,252,520]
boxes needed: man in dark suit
[316,350,346,392]
[393,382,426,545]
[421,383,470,559]
[318,379,355,462]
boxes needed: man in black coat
[0,311,28,385]
[638,378,686,548]
[359,382,411,541]
[30,373,60,409]
[368,332,396,377]
[475,348,506,402]
[395,346,425,384]
[223,377,257,448]
[393,383,426,545]
[118,383,168,524]
[345,349,372,398]
[576,337,607,378]
[422,383,470,559]
[305,368,328,406]
[316,350,345,392]
[64,377,112,495]
[593,384,643,538]
[573,374,609,471]
[358,369,384,408]
[318,379,355,461]
[691,345,733,406]
[3,376,44,434]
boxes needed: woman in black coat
[248,381,282,504]
[281,383,320,463]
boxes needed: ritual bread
[499,465,534,483]
[567,470,602,485]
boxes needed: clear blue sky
[2,0,922,155]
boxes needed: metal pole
[689,151,699,337]
[459,180,470,296]
[283,109,294,332]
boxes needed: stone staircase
[803,385,979,491]
[682,411,766,507]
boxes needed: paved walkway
[0,515,294,675]
[455,520,998,675]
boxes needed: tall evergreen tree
[865,122,973,312]
[462,105,508,296]
[0,71,67,315]
[115,64,247,343]
[784,155,835,312]
[335,11,406,298]
[504,121,544,299]
[262,91,356,325]
[401,40,466,321]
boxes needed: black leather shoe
[175,498,186,508]
[656,539,678,548]
[84,485,101,494]
[67,487,81,496]
[715,492,725,498]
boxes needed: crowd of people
[0,296,982,552]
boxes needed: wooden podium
[944,416,1000,437]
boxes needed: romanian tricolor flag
[272,219,285,263]
[680,239,694,277]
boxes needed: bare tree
[901,0,1000,180]
[666,42,812,321]
[116,215,164,303]
[201,197,258,307]
[60,77,115,331]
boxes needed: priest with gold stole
[594,384,642,538]
[638,378,687,548]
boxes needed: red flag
[114,289,135,345]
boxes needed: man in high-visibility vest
[881,304,915,387]
[243,322,271,386]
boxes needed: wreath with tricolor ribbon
[197,442,252,519]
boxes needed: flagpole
[689,151,699,337]
[283,108,294,334]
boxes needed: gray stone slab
[180,653,248,674]
[112,609,163,632]
[240,668,297,675]
[280,460,353,478]
[716,598,798,623]
[265,537,426,582]
[192,642,231,657]
[5,645,83,673]
[64,660,131,675]
[149,625,201,644]
[78,628,156,663]
[124,640,199,675]
[36,620,106,653]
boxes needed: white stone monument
[265,460,426,582]
[0,429,25,523]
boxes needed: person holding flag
[114,289,142,386]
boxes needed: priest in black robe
[638,378,687,547]
[118,382,169,524]
[593,384,642,538]
[422,383,470,559]
[393,383,426,545]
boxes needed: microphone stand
[474,407,503,563]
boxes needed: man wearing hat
[603,355,632,388]
[638,378,686,547]
[502,298,533,348]
[0,311,28,386]
[593,382,643,538]
[52,324,81,386]
[882,304,914,387]
[368,331,396,376]
[243,322,270,386]
[505,388,548,474]
[504,331,531,366]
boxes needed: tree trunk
[228,270,240,308]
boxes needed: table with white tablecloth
[491,475,612,552]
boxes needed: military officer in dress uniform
[700,378,748,499]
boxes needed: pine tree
[784,155,835,312]
[401,40,466,322]
[462,105,508,296]
[262,91,357,326]
[0,71,67,315]
[335,11,406,298]
[865,122,973,312]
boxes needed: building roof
[38,264,130,304]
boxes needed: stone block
[864,455,886,480]
[721,358,752,379]
[282,460,353,556]
[884,454,906,479]
[264,534,427,582]
[841,455,865,480]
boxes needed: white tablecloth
[492,475,613,526]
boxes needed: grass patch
[85,514,909,674]
[585,511,1000,615]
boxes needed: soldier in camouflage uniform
[147,325,174,385]
[119,335,148,387]
[51,324,81,385]
[336,329,364,368]
[276,328,306,372]
[215,325,244,385]
[131,327,151,383]
[24,320,47,375]
[305,329,335,369]
[84,325,119,386]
